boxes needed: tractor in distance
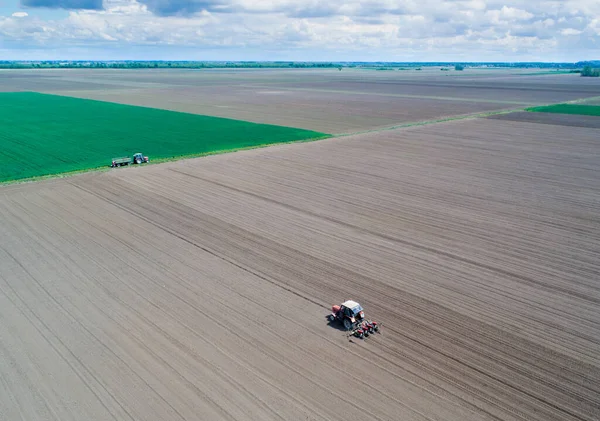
[111,153,149,168]
[328,300,379,339]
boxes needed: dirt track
[1,117,600,421]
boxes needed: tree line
[0,60,597,72]
[581,65,600,77]
[0,61,340,69]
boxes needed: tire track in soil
[65,182,440,421]
[1,116,600,421]
[2,186,440,421]
[76,172,597,421]
[0,194,312,421]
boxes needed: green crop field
[0,92,329,182]
[526,103,600,116]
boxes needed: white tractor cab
[330,300,366,331]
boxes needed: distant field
[488,111,600,128]
[5,68,600,133]
[0,92,327,182]
[527,103,600,116]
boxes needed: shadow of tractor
[325,315,349,332]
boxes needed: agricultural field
[1,112,600,420]
[527,103,600,116]
[0,92,326,182]
[488,111,600,128]
[3,68,600,133]
[1,68,600,421]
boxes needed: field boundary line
[0,107,537,185]
[334,107,526,137]
[239,84,537,106]
[0,135,331,186]
[335,92,600,137]
[565,95,600,105]
[4,93,599,186]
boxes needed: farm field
[0,92,326,182]
[3,68,600,133]
[488,111,600,128]
[1,115,599,421]
[527,103,600,116]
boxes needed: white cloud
[1,0,599,60]
[499,6,534,21]
[486,6,534,25]
[12,12,29,17]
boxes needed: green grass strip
[0,92,329,182]
[526,103,600,116]
[0,137,330,185]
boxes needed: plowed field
[1,117,599,421]
[5,68,600,133]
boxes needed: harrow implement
[347,320,380,340]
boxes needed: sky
[0,0,598,61]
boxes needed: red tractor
[328,300,379,339]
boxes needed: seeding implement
[347,320,379,340]
[328,300,380,339]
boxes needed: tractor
[111,153,149,168]
[328,300,379,339]
[132,153,149,164]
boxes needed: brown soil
[4,69,600,133]
[1,117,599,420]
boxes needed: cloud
[499,6,534,21]
[12,12,29,17]
[20,0,103,10]
[2,0,600,61]
[486,6,534,25]
[139,0,232,16]
[285,4,339,19]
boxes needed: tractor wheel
[374,325,379,332]
[343,318,353,331]
[328,315,335,322]
[359,332,364,339]
[135,158,142,164]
